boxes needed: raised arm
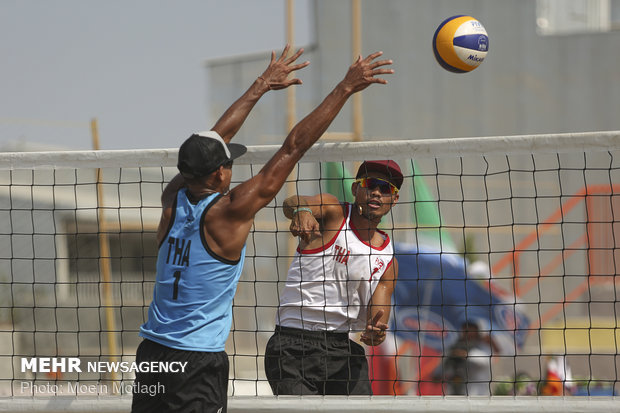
[207,51,393,261]
[211,44,309,142]
[360,258,398,346]
[282,193,342,219]
[283,193,343,244]
[227,51,394,219]
[157,45,307,243]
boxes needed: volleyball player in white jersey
[265,160,402,395]
[132,45,394,412]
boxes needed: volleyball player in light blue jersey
[142,188,246,352]
[132,45,394,413]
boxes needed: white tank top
[277,203,394,332]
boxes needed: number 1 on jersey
[173,270,181,300]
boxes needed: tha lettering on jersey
[166,236,191,266]
[333,244,350,265]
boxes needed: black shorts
[264,326,372,396]
[131,339,229,413]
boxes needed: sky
[0,0,313,150]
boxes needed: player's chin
[367,210,388,222]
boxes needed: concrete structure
[1,0,619,397]
[206,0,620,146]
[204,0,620,395]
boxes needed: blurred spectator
[541,356,575,395]
[443,321,498,395]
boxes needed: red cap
[356,160,404,189]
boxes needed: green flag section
[322,162,355,203]
[321,161,456,252]
[411,162,456,252]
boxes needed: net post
[91,118,120,389]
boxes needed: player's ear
[351,180,358,194]
[392,192,399,205]
[213,165,226,183]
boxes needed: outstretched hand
[259,44,310,90]
[289,210,321,244]
[360,309,388,346]
[340,51,394,95]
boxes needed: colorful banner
[369,243,530,395]
[393,243,530,353]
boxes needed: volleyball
[432,15,489,73]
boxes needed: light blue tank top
[140,189,246,352]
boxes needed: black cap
[177,131,247,178]
[356,160,404,189]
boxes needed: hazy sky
[0,0,313,150]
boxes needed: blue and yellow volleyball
[432,15,489,73]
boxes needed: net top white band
[1,130,619,170]
[0,396,618,412]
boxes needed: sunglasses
[355,177,399,195]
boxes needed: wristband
[292,207,313,215]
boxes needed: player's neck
[350,208,381,241]
[186,186,219,204]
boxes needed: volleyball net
[0,131,619,411]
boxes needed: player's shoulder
[311,193,344,210]
[314,192,344,209]
[315,194,347,225]
[203,191,231,215]
[161,186,182,209]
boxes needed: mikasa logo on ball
[432,15,489,73]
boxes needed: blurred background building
[2,0,620,396]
